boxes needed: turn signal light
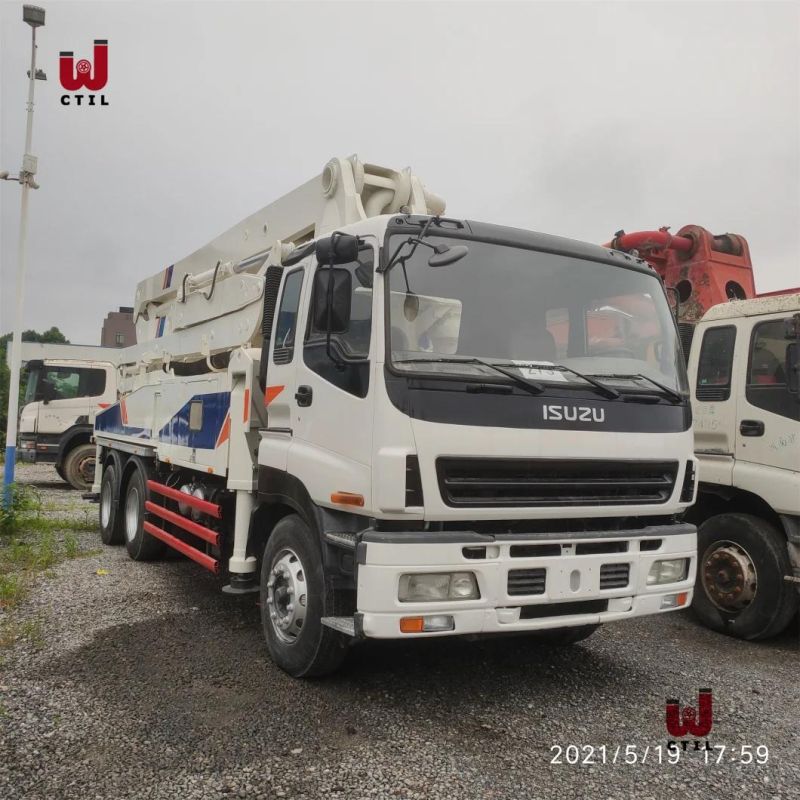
[330,492,365,507]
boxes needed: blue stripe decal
[158,392,231,449]
[95,403,150,438]
[163,264,174,289]
[156,317,166,338]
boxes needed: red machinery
[604,225,757,355]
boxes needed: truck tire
[260,514,348,677]
[99,460,124,545]
[63,443,96,491]
[533,624,600,645]
[123,460,165,561]
[693,513,798,640]
[55,463,67,482]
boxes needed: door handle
[740,419,764,437]
[295,385,313,407]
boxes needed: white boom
[126,156,444,371]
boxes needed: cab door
[259,263,309,472]
[289,240,377,506]
[36,363,107,434]
[734,314,800,473]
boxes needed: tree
[0,328,70,448]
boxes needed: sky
[1,0,798,345]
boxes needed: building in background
[101,307,136,348]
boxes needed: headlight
[398,572,480,602]
[647,558,689,586]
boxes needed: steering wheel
[590,347,636,358]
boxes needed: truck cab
[687,293,800,638]
[15,343,119,489]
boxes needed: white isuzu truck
[13,342,119,489]
[686,293,800,639]
[90,156,698,676]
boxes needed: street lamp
[2,5,45,503]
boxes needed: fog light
[660,591,689,609]
[647,558,688,586]
[400,614,455,633]
[398,572,479,602]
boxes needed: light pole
[2,5,46,503]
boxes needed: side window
[746,319,799,421]
[40,366,106,400]
[273,268,304,365]
[696,326,736,401]
[80,368,107,397]
[41,367,80,400]
[304,246,373,398]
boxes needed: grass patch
[0,484,100,646]
[0,616,44,649]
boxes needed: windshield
[23,366,41,405]
[386,234,688,394]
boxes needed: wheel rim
[75,453,95,486]
[125,486,140,543]
[100,478,112,528]
[701,539,758,613]
[266,548,308,644]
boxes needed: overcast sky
[1,0,798,344]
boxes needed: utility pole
[2,5,46,504]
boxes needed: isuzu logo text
[542,405,605,423]
[59,39,109,106]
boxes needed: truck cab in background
[14,343,119,490]
[685,295,800,639]
[604,226,799,640]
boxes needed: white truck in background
[13,343,119,489]
[89,155,698,677]
[685,293,800,639]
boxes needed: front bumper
[18,436,57,464]
[356,523,696,638]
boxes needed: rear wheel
[260,514,348,677]
[63,443,96,491]
[99,461,124,545]
[55,463,67,482]
[533,624,600,645]
[123,461,165,561]
[693,513,798,640]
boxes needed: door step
[321,616,356,636]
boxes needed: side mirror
[315,234,360,266]
[312,268,352,334]
[786,341,800,395]
[427,244,469,268]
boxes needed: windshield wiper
[394,357,545,395]
[607,373,684,404]
[497,362,620,399]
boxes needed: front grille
[599,563,630,589]
[436,458,679,508]
[508,568,547,596]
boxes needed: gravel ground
[1,462,798,800]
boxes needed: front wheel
[260,514,348,677]
[693,513,798,640]
[63,443,96,490]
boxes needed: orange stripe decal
[215,413,231,448]
[264,385,285,406]
[243,388,251,423]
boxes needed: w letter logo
[665,688,713,738]
[59,40,108,91]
